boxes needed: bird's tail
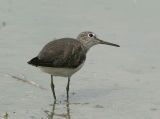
[27,57,39,67]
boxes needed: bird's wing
[29,38,86,68]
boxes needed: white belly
[39,62,84,77]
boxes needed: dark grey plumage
[27,31,120,101]
[28,38,86,68]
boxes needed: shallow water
[0,0,160,119]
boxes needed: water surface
[0,0,160,119]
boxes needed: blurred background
[0,0,160,119]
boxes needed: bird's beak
[97,39,120,47]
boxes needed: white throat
[84,41,98,52]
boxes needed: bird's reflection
[45,101,71,119]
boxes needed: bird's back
[28,38,86,68]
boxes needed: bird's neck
[82,41,98,52]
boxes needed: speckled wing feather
[28,38,86,68]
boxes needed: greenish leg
[51,75,56,101]
[66,77,70,101]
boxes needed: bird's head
[77,31,120,51]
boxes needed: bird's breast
[39,62,85,77]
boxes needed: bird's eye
[88,33,94,37]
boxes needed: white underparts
[39,62,84,77]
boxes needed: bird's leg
[51,75,56,101]
[66,77,70,101]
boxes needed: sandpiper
[28,31,120,101]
